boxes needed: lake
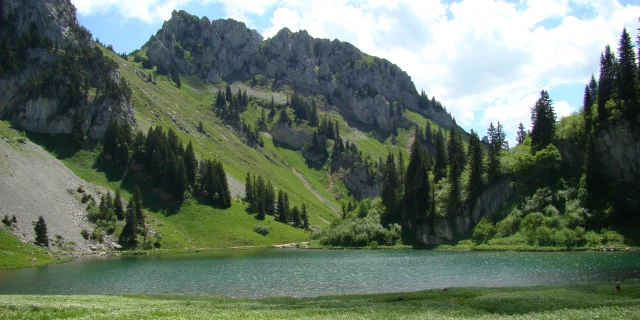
[0,249,639,298]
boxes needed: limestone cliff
[0,0,134,139]
[144,14,457,131]
[416,180,513,244]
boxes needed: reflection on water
[0,250,638,298]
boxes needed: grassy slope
[0,228,69,269]
[1,282,639,319]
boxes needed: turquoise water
[0,250,638,298]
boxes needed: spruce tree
[516,123,527,145]
[34,216,49,247]
[381,152,399,213]
[184,141,197,185]
[292,206,301,227]
[598,46,618,122]
[245,172,254,212]
[402,136,431,227]
[114,188,124,221]
[617,28,639,121]
[132,185,144,227]
[486,123,500,184]
[301,203,309,230]
[433,130,447,182]
[467,130,484,201]
[530,90,556,152]
[120,197,137,247]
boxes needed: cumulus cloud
[71,0,189,22]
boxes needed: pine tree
[617,27,639,121]
[292,206,301,227]
[114,188,124,220]
[277,190,286,223]
[467,130,484,200]
[381,152,399,221]
[516,122,527,145]
[120,197,137,247]
[530,90,556,152]
[397,149,405,189]
[265,181,275,216]
[598,45,618,122]
[486,123,500,184]
[402,136,431,227]
[226,84,232,102]
[34,216,49,247]
[433,130,447,182]
[184,141,197,185]
[301,203,309,230]
[582,85,594,133]
[132,185,144,227]
[279,107,291,125]
[447,127,464,213]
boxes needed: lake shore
[1,281,639,319]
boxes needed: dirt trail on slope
[291,168,339,215]
[0,138,100,250]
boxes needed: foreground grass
[1,282,639,319]
[0,228,69,269]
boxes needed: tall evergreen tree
[245,172,254,212]
[402,136,431,228]
[598,45,618,122]
[291,206,301,227]
[617,27,639,121]
[516,122,527,145]
[530,90,556,152]
[467,130,484,201]
[301,203,309,230]
[397,149,405,195]
[34,216,49,247]
[184,141,197,185]
[132,185,144,227]
[120,197,137,247]
[381,152,400,222]
[486,123,500,184]
[433,130,447,182]
[447,127,464,213]
[113,187,124,221]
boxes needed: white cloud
[71,0,188,22]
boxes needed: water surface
[0,249,638,298]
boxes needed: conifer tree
[516,122,527,145]
[433,130,447,182]
[598,45,618,122]
[277,190,286,223]
[617,27,639,121]
[245,172,254,212]
[283,192,290,223]
[132,185,144,227]
[114,188,124,221]
[486,123,500,184]
[34,216,49,247]
[530,90,556,152]
[279,107,291,125]
[447,127,464,213]
[402,136,430,227]
[226,84,232,102]
[467,130,484,200]
[184,141,197,185]
[292,206,301,227]
[301,203,309,230]
[381,152,399,221]
[265,181,275,216]
[397,149,405,189]
[120,197,137,247]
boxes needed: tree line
[245,174,309,229]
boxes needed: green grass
[1,282,639,319]
[0,228,69,269]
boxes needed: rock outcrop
[0,0,134,139]
[271,122,313,149]
[595,120,640,190]
[416,180,513,244]
[144,15,458,131]
[331,153,381,200]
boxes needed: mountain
[143,10,457,132]
[0,0,134,139]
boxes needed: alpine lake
[0,249,639,298]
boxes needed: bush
[369,240,379,249]
[496,214,519,237]
[473,217,496,243]
[534,226,553,246]
[2,215,10,227]
[80,229,90,240]
[253,224,269,236]
[520,212,546,232]
[77,186,85,193]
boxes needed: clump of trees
[244,173,309,229]
[102,120,231,208]
[34,216,49,247]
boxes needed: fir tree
[433,130,447,182]
[277,190,287,223]
[486,123,500,184]
[381,152,399,221]
[516,122,527,145]
[245,172,254,212]
[530,90,556,152]
[301,203,309,230]
[598,45,618,122]
[402,136,431,227]
[291,206,301,227]
[114,187,124,221]
[184,141,197,185]
[34,216,49,247]
[120,197,137,247]
[467,130,484,200]
[132,185,144,227]
[617,28,639,121]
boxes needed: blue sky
[72,0,640,143]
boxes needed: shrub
[369,240,379,249]
[520,212,546,232]
[534,226,553,246]
[253,224,269,236]
[77,186,85,193]
[496,215,519,237]
[2,215,10,227]
[34,216,49,247]
[473,217,496,243]
[80,229,90,240]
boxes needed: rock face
[145,15,457,130]
[595,119,640,190]
[271,121,313,149]
[416,180,513,244]
[331,153,381,200]
[0,0,134,139]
